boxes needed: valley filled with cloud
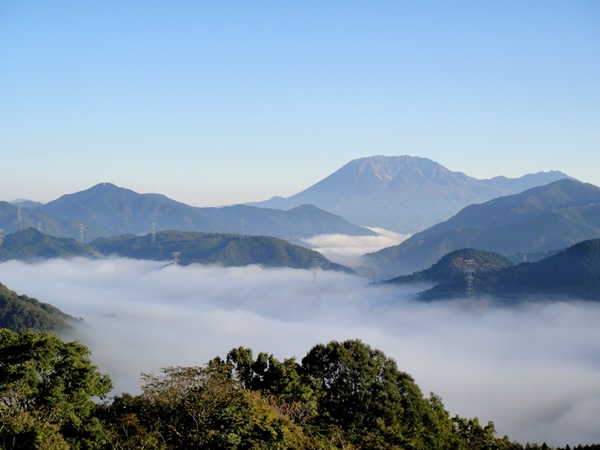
[2,254,600,447]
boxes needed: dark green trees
[1,332,547,449]
[226,339,505,450]
[0,329,112,449]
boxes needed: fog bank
[1,257,599,447]
[305,227,409,268]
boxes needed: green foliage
[0,281,74,333]
[103,362,309,449]
[0,228,97,262]
[90,230,353,272]
[0,330,112,449]
[2,330,584,449]
[389,248,514,285]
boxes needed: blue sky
[1,1,599,206]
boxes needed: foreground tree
[0,329,112,449]
[103,361,309,449]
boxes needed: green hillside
[0,282,75,333]
[393,240,600,301]
[389,248,514,285]
[90,230,354,272]
[490,239,600,300]
[0,228,97,261]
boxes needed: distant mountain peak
[250,155,573,233]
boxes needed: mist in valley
[1,234,599,447]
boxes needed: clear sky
[1,1,599,206]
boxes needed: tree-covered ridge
[0,228,352,272]
[0,281,75,333]
[6,330,591,449]
[89,230,354,272]
[363,179,600,278]
[0,227,97,262]
[390,240,600,301]
[486,238,600,300]
[388,248,515,285]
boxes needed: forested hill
[388,248,515,286]
[390,240,600,301]
[0,282,75,333]
[89,230,354,272]
[487,239,600,300]
[0,227,97,261]
[4,332,588,449]
[0,228,352,272]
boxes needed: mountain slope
[0,281,75,333]
[0,228,97,261]
[0,201,83,238]
[394,240,600,301]
[249,155,570,233]
[388,248,515,286]
[90,230,354,272]
[363,179,600,278]
[38,183,374,241]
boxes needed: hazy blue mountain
[37,183,374,241]
[0,201,83,238]
[249,155,571,233]
[90,230,354,272]
[9,199,44,208]
[363,179,600,278]
[391,240,600,302]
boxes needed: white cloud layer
[305,228,410,269]
[1,257,600,447]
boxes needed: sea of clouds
[1,232,599,447]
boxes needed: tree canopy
[0,331,595,449]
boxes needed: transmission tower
[37,221,43,232]
[465,259,476,297]
[79,224,85,243]
[171,251,181,265]
[16,205,22,225]
[0,229,4,247]
[240,218,245,240]
[151,222,156,244]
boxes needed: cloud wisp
[305,228,409,269]
[1,257,599,447]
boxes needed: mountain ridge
[249,155,571,233]
[2,184,375,242]
[388,240,600,302]
[363,179,600,278]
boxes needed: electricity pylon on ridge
[465,259,476,297]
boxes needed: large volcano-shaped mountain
[250,155,570,233]
[34,183,373,242]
